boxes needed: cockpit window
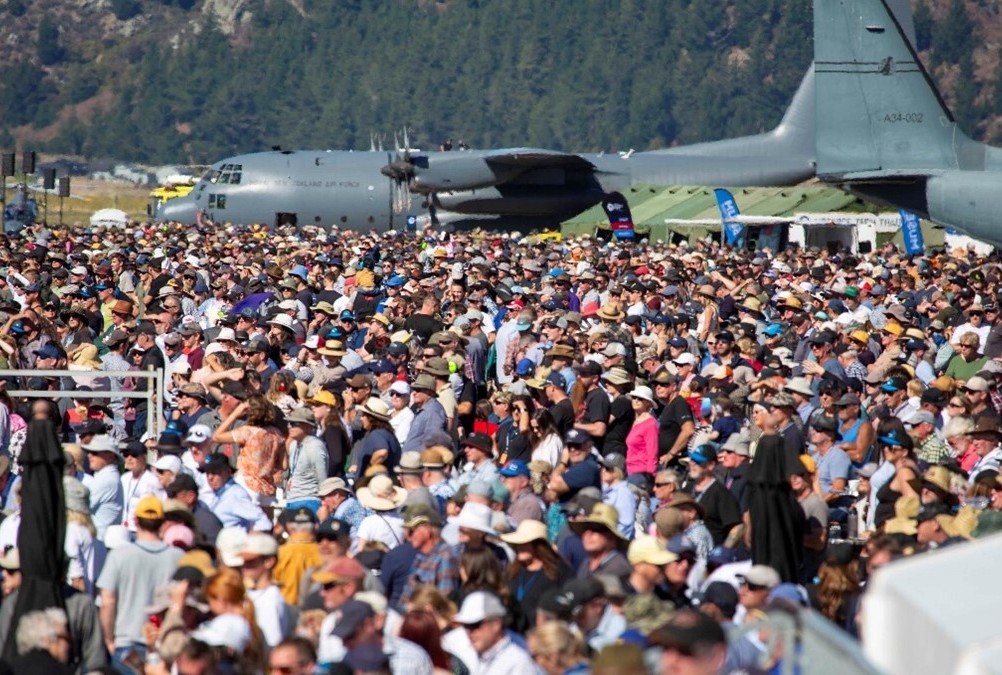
[203,169,221,184]
[214,164,243,185]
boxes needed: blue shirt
[402,399,448,452]
[332,497,367,538]
[89,465,123,540]
[210,479,271,530]
[816,447,852,496]
[602,481,636,539]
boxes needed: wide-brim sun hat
[499,519,549,546]
[356,474,407,511]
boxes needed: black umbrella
[746,433,804,583]
[1,418,67,661]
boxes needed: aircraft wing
[480,148,596,171]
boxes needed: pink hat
[162,523,194,550]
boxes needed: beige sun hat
[499,519,549,546]
[356,475,407,511]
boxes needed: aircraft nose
[156,196,198,224]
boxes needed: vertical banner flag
[900,209,924,255]
[602,192,635,240]
[714,189,745,247]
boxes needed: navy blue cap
[318,519,352,539]
[368,359,396,375]
[35,343,63,360]
[564,429,591,446]
[669,336,688,348]
[545,372,567,389]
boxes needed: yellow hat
[136,495,164,520]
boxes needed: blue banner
[601,192,635,240]
[900,209,924,255]
[714,189,745,247]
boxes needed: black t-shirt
[584,388,611,452]
[658,396,693,456]
[550,398,575,437]
[404,314,442,343]
[604,395,635,457]
[693,479,742,546]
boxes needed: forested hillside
[0,0,997,164]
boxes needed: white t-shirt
[0,512,19,553]
[531,433,562,467]
[357,512,404,549]
[318,612,346,664]
[390,408,415,445]
[248,584,292,647]
[65,521,106,597]
[120,470,164,531]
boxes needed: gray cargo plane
[815,0,1002,247]
[156,70,817,231]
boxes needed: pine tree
[913,0,933,51]
[37,16,65,65]
[932,0,973,66]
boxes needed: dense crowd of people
[0,219,998,674]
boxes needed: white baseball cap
[389,380,411,396]
[453,591,507,625]
[154,455,183,474]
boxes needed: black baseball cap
[166,473,199,496]
[199,453,231,473]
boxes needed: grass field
[12,178,154,226]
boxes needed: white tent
[89,208,129,228]
[863,532,1002,674]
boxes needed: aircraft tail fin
[814,0,986,177]
[771,65,815,152]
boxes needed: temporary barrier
[0,368,164,436]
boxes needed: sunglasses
[741,580,768,591]
[321,580,346,591]
[463,620,487,630]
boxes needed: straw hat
[356,475,407,511]
[569,503,628,544]
[356,397,391,422]
[884,495,920,535]
[596,304,625,322]
[499,519,549,546]
[318,339,347,357]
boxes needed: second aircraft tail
[814,0,987,178]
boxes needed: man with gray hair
[12,608,72,672]
[652,468,681,512]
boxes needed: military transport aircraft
[814,0,1002,247]
[155,68,817,232]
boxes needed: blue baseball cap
[880,376,906,393]
[339,310,356,321]
[515,358,535,376]
[688,443,719,465]
[499,460,530,478]
[764,323,784,337]
[385,275,407,288]
[669,336,688,348]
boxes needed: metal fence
[0,367,164,436]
